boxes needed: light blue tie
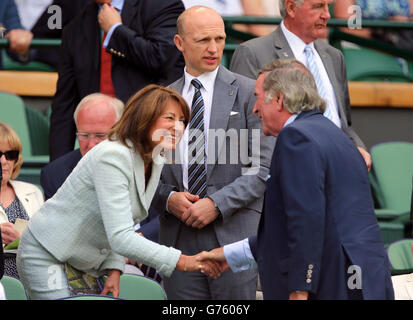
[304,45,332,120]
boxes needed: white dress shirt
[280,21,342,128]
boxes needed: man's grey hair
[259,59,326,114]
[73,93,124,126]
[279,0,305,18]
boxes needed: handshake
[176,248,230,279]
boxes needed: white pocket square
[230,111,239,116]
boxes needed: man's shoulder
[218,65,256,87]
[42,149,82,174]
[315,39,343,57]
[237,30,277,51]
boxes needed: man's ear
[276,94,284,111]
[174,34,184,52]
[285,0,296,18]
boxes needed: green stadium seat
[118,274,167,300]
[370,142,413,221]
[342,47,413,82]
[0,276,28,300]
[387,239,413,272]
[1,50,55,72]
[58,294,123,300]
[24,104,50,156]
[0,91,49,185]
[379,221,406,247]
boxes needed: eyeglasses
[76,132,108,141]
[0,150,19,161]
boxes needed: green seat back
[387,239,413,270]
[59,295,122,300]
[370,142,413,215]
[1,50,55,72]
[0,276,28,300]
[378,221,406,246]
[24,104,50,156]
[118,274,167,300]
[0,91,32,157]
[342,47,413,82]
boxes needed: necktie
[304,45,332,120]
[187,79,207,198]
[100,32,116,96]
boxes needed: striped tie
[304,45,332,120]
[188,79,207,198]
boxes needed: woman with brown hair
[0,122,44,279]
[16,85,222,300]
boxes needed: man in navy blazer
[49,0,185,161]
[199,59,394,300]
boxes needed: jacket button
[308,264,314,270]
[306,279,312,284]
[100,249,108,255]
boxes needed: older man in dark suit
[199,59,394,300]
[49,0,185,161]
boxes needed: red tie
[100,32,116,96]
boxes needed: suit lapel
[314,41,348,125]
[274,27,295,59]
[207,66,237,178]
[130,147,165,211]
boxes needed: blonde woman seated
[16,85,222,300]
[0,122,44,279]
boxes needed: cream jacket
[0,180,44,224]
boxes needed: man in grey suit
[151,6,275,299]
[230,0,372,169]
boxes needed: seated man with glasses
[41,93,124,200]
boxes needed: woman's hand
[176,253,223,279]
[0,222,20,244]
[101,269,121,297]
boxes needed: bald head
[74,93,124,156]
[176,6,224,36]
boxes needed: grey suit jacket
[26,139,181,278]
[152,65,276,247]
[230,26,365,149]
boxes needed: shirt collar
[99,0,124,12]
[283,113,298,128]
[183,67,219,95]
[280,20,315,56]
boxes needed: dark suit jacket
[230,26,365,149]
[49,0,185,161]
[40,148,159,241]
[40,149,82,200]
[252,110,394,300]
